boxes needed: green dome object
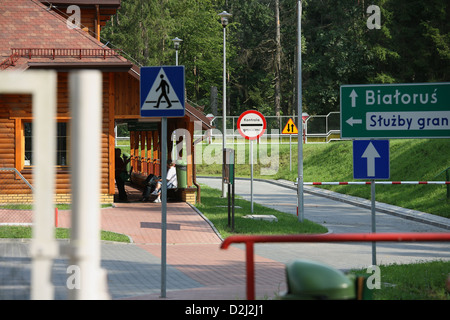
[282,259,355,300]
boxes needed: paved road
[198,177,450,270]
[1,178,449,300]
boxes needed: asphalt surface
[198,177,449,268]
[0,177,449,300]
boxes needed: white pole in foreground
[30,72,58,300]
[0,71,58,300]
[68,70,110,299]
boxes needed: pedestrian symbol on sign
[140,66,185,118]
[154,75,172,109]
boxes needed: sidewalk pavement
[0,182,286,300]
[1,178,449,300]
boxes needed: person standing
[115,148,130,202]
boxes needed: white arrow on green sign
[340,82,450,139]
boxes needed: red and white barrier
[304,181,450,185]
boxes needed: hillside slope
[197,139,450,218]
[298,139,450,218]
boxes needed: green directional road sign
[340,82,450,139]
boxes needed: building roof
[39,0,121,6]
[0,0,213,130]
[0,0,129,71]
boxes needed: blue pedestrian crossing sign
[353,140,390,179]
[140,66,185,117]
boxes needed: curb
[198,176,450,231]
[187,202,224,241]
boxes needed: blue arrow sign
[353,140,389,179]
[140,66,185,118]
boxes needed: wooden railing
[11,48,121,60]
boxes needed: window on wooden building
[24,122,70,167]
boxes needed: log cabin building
[0,0,213,205]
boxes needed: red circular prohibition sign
[237,110,267,140]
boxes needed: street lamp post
[172,37,182,66]
[171,37,183,162]
[297,1,304,222]
[219,10,231,197]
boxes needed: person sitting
[141,174,160,201]
[143,160,177,203]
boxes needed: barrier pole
[221,232,450,300]
[246,241,255,300]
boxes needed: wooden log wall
[0,72,114,201]
[113,72,140,118]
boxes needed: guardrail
[220,232,450,300]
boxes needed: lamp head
[172,37,183,50]
[218,11,232,27]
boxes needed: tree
[274,0,282,117]
[302,0,374,114]
[375,0,449,83]
[102,0,226,106]
[102,0,449,117]
[226,0,277,116]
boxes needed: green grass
[196,139,450,218]
[195,184,328,239]
[195,184,449,300]
[349,260,450,300]
[0,226,130,243]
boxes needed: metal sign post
[250,140,254,213]
[237,110,266,215]
[370,179,376,265]
[140,66,185,299]
[353,140,390,266]
[160,117,168,297]
[282,118,299,172]
[224,148,235,231]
